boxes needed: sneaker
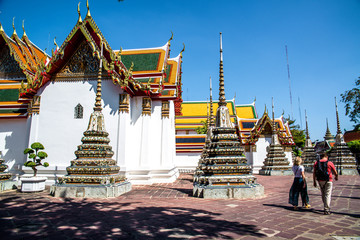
[324,210,331,215]
[304,204,311,209]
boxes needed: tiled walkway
[0,174,359,239]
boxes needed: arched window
[74,104,83,119]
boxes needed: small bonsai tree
[24,142,49,177]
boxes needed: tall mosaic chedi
[51,34,131,198]
[302,111,317,172]
[259,100,292,176]
[328,98,359,175]
[193,33,264,199]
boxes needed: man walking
[313,152,338,215]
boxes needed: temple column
[27,96,41,145]
[160,101,171,166]
[117,93,130,173]
[140,97,151,167]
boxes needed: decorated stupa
[193,33,264,199]
[0,152,16,192]
[302,111,317,172]
[51,37,131,197]
[259,100,292,176]
[328,98,359,175]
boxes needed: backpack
[315,160,330,181]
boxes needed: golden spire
[218,32,226,106]
[94,33,103,111]
[209,76,215,127]
[22,20,27,37]
[86,0,91,18]
[0,22,4,32]
[12,17,17,36]
[335,97,341,134]
[77,2,82,23]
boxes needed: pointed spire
[272,97,276,131]
[77,2,82,23]
[335,97,342,134]
[0,22,4,33]
[206,98,210,127]
[218,32,226,106]
[12,17,17,36]
[22,20,27,37]
[86,0,91,18]
[305,110,310,139]
[209,76,215,127]
[324,118,334,141]
[94,33,103,111]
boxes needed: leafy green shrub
[23,142,49,176]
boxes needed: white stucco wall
[0,118,29,176]
[29,79,123,178]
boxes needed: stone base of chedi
[193,127,264,199]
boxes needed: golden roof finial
[54,37,59,50]
[86,0,91,18]
[168,31,173,44]
[77,2,82,23]
[12,17,17,36]
[180,43,185,57]
[0,22,4,32]
[22,20,27,37]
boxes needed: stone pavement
[0,174,359,240]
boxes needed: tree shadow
[0,193,266,239]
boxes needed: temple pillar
[117,93,130,173]
[140,97,151,167]
[160,101,170,166]
[27,96,41,145]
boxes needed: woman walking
[289,157,311,210]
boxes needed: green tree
[347,140,360,154]
[195,120,208,134]
[341,77,360,127]
[284,116,305,156]
[23,142,49,177]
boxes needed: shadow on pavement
[0,194,266,239]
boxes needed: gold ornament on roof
[22,20,27,37]
[77,2,82,23]
[86,0,91,18]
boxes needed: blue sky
[1,0,359,141]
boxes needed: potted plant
[21,142,49,192]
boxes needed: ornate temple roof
[175,99,256,131]
[0,1,183,118]
[0,22,48,118]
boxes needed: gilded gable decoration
[59,42,99,76]
[0,47,23,75]
[119,94,130,113]
[161,100,170,118]
[142,97,151,116]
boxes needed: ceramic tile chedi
[193,33,264,199]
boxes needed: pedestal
[20,177,47,192]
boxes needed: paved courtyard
[0,174,359,240]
